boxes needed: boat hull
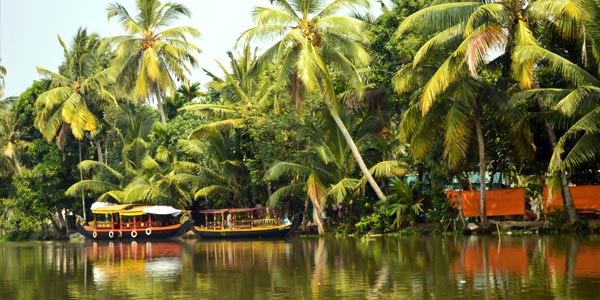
[193,214,301,239]
[76,220,193,241]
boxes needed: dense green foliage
[2,0,600,239]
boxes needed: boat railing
[121,221,150,229]
[234,220,253,229]
[205,221,223,229]
[91,221,115,229]
[252,218,280,227]
[203,218,282,229]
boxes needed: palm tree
[238,0,388,201]
[66,102,157,202]
[0,105,28,175]
[181,45,279,141]
[395,0,594,226]
[163,82,203,119]
[34,28,115,156]
[67,102,192,208]
[173,131,251,208]
[0,64,6,99]
[521,0,600,224]
[265,109,405,234]
[105,0,201,124]
[170,47,278,209]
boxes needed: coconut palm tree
[67,101,192,208]
[0,64,6,99]
[265,108,405,234]
[526,0,600,170]
[0,105,28,175]
[105,0,201,124]
[395,0,596,226]
[66,102,157,202]
[34,28,115,156]
[172,130,252,208]
[238,0,388,201]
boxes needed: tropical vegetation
[2,0,600,240]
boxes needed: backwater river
[1,235,599,299]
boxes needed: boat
[192,208,301,239]
[76,202,193,241]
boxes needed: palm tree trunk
[544,122,579,225]
[94,139,104,163]
[473,106,489,228]
[79,142,86,221]
[155,92,167,124]
[12,156,22,175]
[457,189,466,227]
[329,110,387,201]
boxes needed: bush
[545,208,589,233]
[355,212,392,235]
[333,223,355,236]
[426,192,457,232]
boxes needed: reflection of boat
[192,208,301,239]
[195,240,293,271]
[77,202,193,241]
[86,242,184,283]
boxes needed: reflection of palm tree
[106,0,201,124]
[239,0,387,201]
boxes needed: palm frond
[554,86,600,116]
[194,185,229,199]
[396,2,480,37]
[78,160,124,180]
[188,118,244,139]
[413,23,464,67]
[465,25,507,77]
[265,161,312,181]
[328,178,360,204]
[268,183,304,207]
[65,180,119,197]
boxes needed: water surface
[1,235,599,299]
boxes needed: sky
[0,0,258,98]
[0,0,388,98]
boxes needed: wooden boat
[76,202,193,241]
[192,208,301,239]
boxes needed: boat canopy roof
[90,202,181,216]
[142,206,182,216]
[120,206,151,216]
[91,204,135,214]
[90,202,116,210]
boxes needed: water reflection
[1,236,600,299]
[86,242,184,283]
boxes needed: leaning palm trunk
[544,122,579,225]
[312,205,325,235]
[155,92,167,124]
[330,111,387,201]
